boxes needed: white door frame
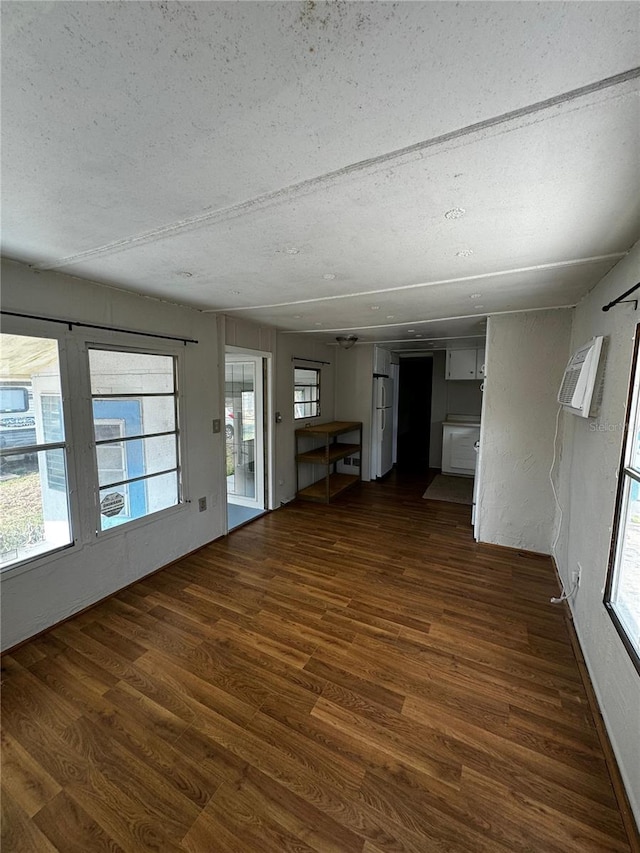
[225,346,274,513]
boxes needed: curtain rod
[602,282,639,312]
[291,356,331,365]
[1,310,198,345]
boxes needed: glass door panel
[225,356,264,513]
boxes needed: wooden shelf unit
[295,420,362,503]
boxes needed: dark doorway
[397,357,433,472]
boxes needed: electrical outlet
[198,497,207,512]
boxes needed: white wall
[1,260,225,650]
[274,332,335,504]
[478,308,573,553]
[446,380,483,417]
[224,314,275,354]
[555,243,640,826]
[335,344,374,482]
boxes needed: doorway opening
[225,351,267,530]
[397,357,433,473]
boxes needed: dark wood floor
[1,471,634,852]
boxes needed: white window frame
[0,321,78,575]
[604,321,640,675]
[293,366,321,420]
[0,320,190,579]
[87,344,183,535]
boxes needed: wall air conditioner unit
[557,336,604,418]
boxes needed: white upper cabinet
[446,346,485,380]
[446,348,477,380]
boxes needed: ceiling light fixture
[386,315,395,320]
[322,273,336,280]
[444,207,466,220]
[469,293,483,299]
[285,247,301,255]
[370,305,380,311]
[456,249,474,257]
[178,271,193,278]
[336,335,358,350]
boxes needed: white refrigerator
[372,376,394,478]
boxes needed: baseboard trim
[477,540,550,559]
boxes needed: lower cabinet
[442,424,480,476]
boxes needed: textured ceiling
[2,1,639,350]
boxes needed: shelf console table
[295,420,363,503]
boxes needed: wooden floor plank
[33,790,128,853]
[1,469,635,852]
[1,786,59,853]
[0,730,61,818]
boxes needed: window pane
[0,449,71,568]
[294,368,318,385]
[295,388,319,404]
[99,471,179,530]
[0,334,62,450]
[90,349,181,531]
[96,434,177,487]
[295,401,318,419]
[92,397,175,439]
[89,350,174,394]
[610,476,640,658]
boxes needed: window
[88,348,181,531]
[604,322,640,674]
[0,334,72,569]
[294,367,320,419]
